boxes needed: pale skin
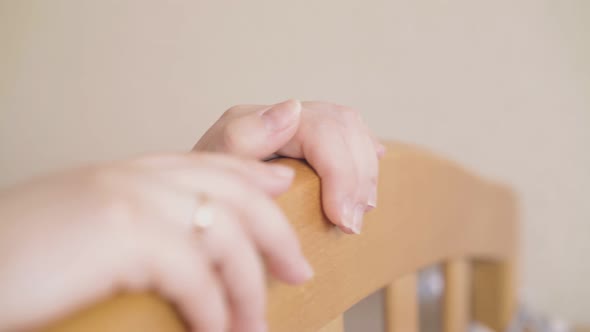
[0,100,383,332]
[195,100,385,234]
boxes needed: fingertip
[285,264,315,285]
[330,197,366,234]
[267,164,295,180]
[339,225,357,235]
[301,260,315,281]
[320,194,359,235]
[367,180,378,210]
[267,253,315,285]
[261,99,302,132]
[283,99,302,113]
[263,167,294,197]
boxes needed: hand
[194,100,385,234]
[0,153,313,332]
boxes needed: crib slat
[317,315,344,332]
[473,260,516,331]
[384,274,419,332]
[443,259,471,332]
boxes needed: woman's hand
[194,100,385,234]
[0,153,313,332]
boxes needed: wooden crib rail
[43,142,518,332]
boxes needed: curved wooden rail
[43,142,518,332]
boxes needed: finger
[302,119,379,234]
[357,125,382,209]
[135,153,295,197]
[301,129,364,234]
[195,100,302,159]
[352,124,380,211]
[198,203,267,332]
[148,167,313,285]
[355,122,381,209]
[363,134,380,211]
[149,232,228,332]
[197,154,295,197]
[217,178,313,284]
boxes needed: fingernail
[341,199,355,233]
[268,164,295,178]
[261,100,301,132]
[352,203,365,234]
[302,260,315,280]
[367,183,378,210]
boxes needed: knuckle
[340,107,360,122]
[215,167,245,186]
[223,105,243,117]
[221,122,243,152]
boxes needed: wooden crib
[44,142,518,332]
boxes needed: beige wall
[1,0,589,326]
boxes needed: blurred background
[1,0,588,330]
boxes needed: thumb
[214,99,302,159]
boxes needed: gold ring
[192,194,214,231]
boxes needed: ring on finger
[191,193,215,232]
